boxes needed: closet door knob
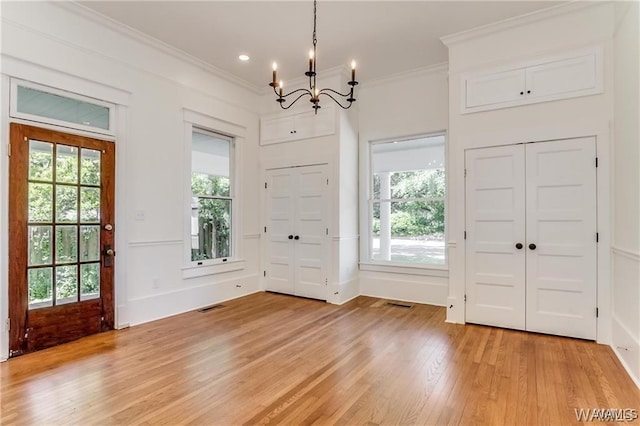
[515,243,523,250]
[294,235,300,240]
[529,243,537,250]
[288,235,293,240]
[520,91,524,95]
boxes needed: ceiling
[78,1,563,90]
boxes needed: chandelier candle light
[269,0,358,113]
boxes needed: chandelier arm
[273,86,313,98]
[318,92,354,110]
[280,93,312,109]
[319,87,353,98]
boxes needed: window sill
[359,262,449,278]
[182,259,245,279]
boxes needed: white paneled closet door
[465,145,527,330]
[265,169,296,295]
[525,138,597,340]
[465,138,597,339]
[265,164,329,300]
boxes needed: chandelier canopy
[269,0,358,113]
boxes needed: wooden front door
[9,123,115,356]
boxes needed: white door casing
[265,164,328,300]
[465,145,526,330]
[465,137,597,340]
[525,137,597,340]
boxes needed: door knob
[104,224,113,231]
[515,243,523,250]
[288,235,293,240]
[529,243,537,250]
[294,235,300,240]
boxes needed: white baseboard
[359,273,447,306]
[127,274,260,326]
[327,278,360,305]
[612,315,640,389]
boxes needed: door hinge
[596,232,599,242]
[326,178,329,185]
[264,226,267,233]
[326,228,328,235]
[264,182,267,189]
[596,307,599,318]
[5,318,9,332]
[263,270,266,277]
[464,294,467,302]
[325,278,328,286]
[595,157,598,168]
[464,231,467,240]
[464,168,467,178]
[7,144,10,157]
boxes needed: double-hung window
[190,128,234,263]
[368,134,446,266]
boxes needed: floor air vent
[385,301,414,309]
[197,304,225,313]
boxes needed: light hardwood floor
[1,292,639,425]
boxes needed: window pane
[29,183,53,222]
[191,131,231,197]
[29,140,53,181]
[389,170,445,199]
[80,187,100,222]
[80,225,100,262]
[370,129,446,268]
[55,265,78,305]
[29,268,53,309]
[56,185,78,223]
[81,149,101,185]
[28,226,52,266]
[56,145,78,184]
[17,85,110,130]
[80,263,100,301]
[56,225,78,263]
[191,197,231,261]
[372,200,445,265]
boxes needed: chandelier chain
[313,0,317,47]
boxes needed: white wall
[443,2,615,341]
[0,2,262,360]
[612,0,640,386]
[357,65,449,306]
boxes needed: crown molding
[441,1,604,47]
[60,2,261,94]
[361,62,448,90]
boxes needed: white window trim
[182,109,245,278]
[362,131,449,271]
[10,78,116,136]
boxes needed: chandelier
[269,0,358,113]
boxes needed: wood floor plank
[1,292,639,425]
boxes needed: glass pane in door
[26,137,102,310]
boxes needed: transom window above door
[367,134,447,267]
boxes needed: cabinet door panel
[260,116,295,145]
[465,68,525,108]
[465,145,526,330]
[294,107,335,141]
[525,54,597,99]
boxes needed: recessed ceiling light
[238,54,250,62]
